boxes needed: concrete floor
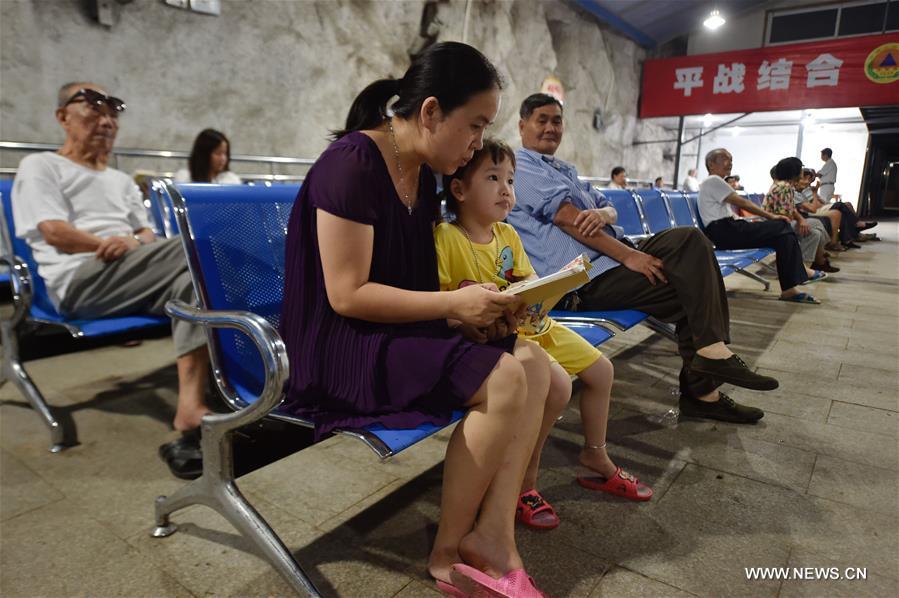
[1,224,897,597]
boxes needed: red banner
[640,33,899,118]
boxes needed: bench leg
[0,321,66,452]
[734,267,771,291]
[642,316,678,343]
[151,426,322,597]
[757,261,777,276]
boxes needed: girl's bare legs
[574,356,619,477]
[521,362,571,493]
[428,340,550,582]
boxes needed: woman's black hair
[441,138,516,217]
[773,157,803,181]
[332,41,502,139]
[611,166,626,178]
[188,128,231,183]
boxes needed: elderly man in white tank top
[12,82,210,477]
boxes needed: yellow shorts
[526,321,603,376]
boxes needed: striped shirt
[509,148,622,279]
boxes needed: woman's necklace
[387,118,414,215]
[454,221,494,284]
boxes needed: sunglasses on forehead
[63,88,127,113]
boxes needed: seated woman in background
[175,128,241,184]
[764,158,835,277]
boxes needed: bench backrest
[0,178,62,318]
[635,189,675,234]
[666,190,698,227]
[144,178,181,237]
[170,183,301,404]
[603,189,648,237]
[684,192,705,229]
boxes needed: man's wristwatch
[132,234,146,246]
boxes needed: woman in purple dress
[280,42,551,597]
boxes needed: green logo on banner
[865,43,899,84]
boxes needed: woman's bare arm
[317,209,518,326]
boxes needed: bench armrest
[0,254,33,328]
[164,299,288,435]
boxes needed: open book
[503,254,593,335]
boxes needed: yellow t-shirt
[434,221,554,335]
[434,221,601,374]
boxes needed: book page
[502,254,592,335]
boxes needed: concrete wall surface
[0,0,673,181]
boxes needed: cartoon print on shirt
[496,246,515,283]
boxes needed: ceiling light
[703,113,714,127]
[703,9,726,30]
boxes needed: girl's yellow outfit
[435,221,601,375]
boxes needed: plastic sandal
[779,292,820,304]
[436,579,468,597]
[577,466,653,501]
[516,489,560,530]
[450,563,548,598]
[158,429,203,480]
[800,270,827,285]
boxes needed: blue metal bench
[634,189,677,233]
[141,177,180,238]
[0,178,169,452]
[682,192,775,290]
[148,182,618,594]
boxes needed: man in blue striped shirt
[509,93,778,424]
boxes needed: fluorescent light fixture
[704,9,726,30]
[703,113,715,127]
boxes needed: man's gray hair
[705,148,729,170]
[57,81,97,108]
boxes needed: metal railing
[1,140,666,188]
[0,141,313,181]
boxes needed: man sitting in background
[699,148,821,304]
[12,82,209,478]
[682,168,700,192]
[510,93,779,424]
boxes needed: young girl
[435,139,653,532]
[279,43,551,598]
[174,128,241,184]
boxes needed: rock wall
[0,0,673,181]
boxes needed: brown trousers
[574,227,730,398]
